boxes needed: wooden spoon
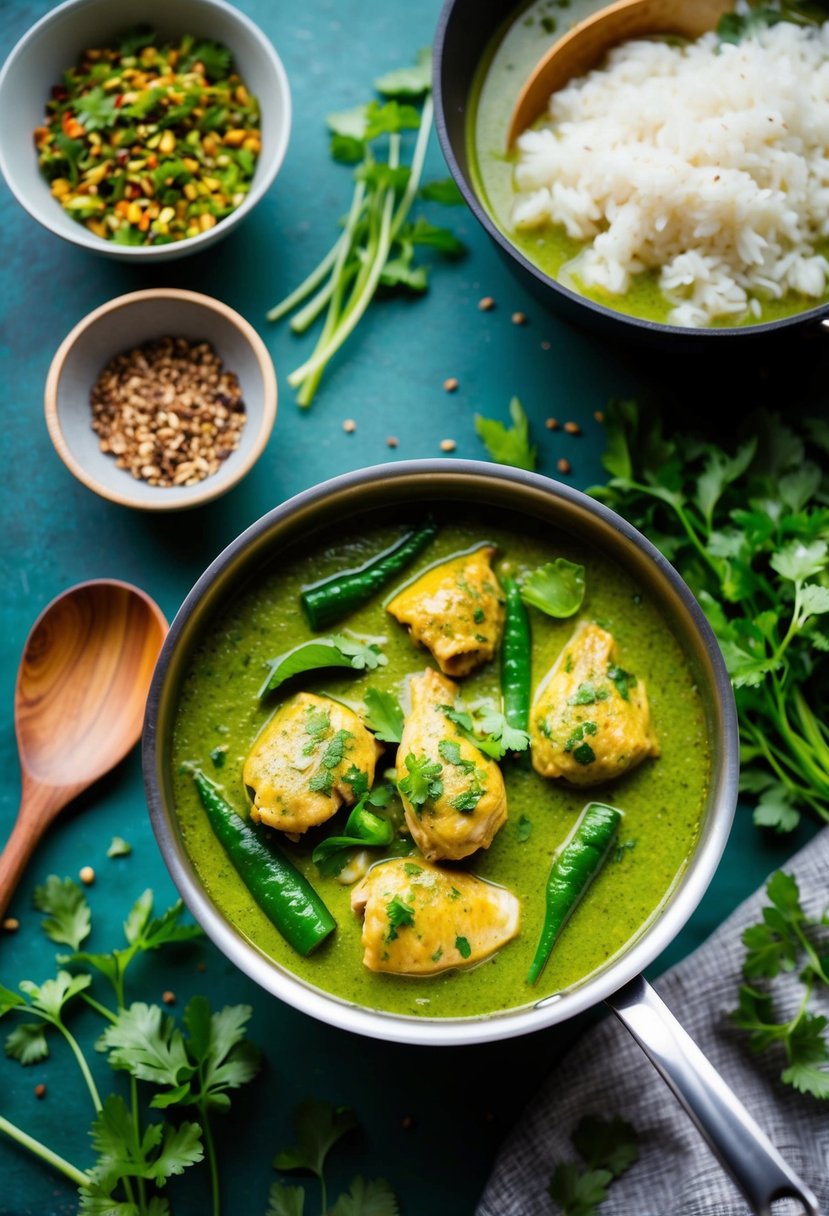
[507,0,736,146]
[0,580,167,919]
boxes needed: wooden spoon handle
[0,781,73,921]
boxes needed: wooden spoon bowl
[1,580,167,918]
[508,0,736,145]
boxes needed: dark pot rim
[143,458,739,1046]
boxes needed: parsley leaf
[386,896,416,941]
[5,1022,50,1065]
[548,1162,613,1216]
[475,397,537,471]
[520,559,585,618]
[181,39,233,81]
[72,86,118,130]
[374,48,432,98]
[362,688,405,742]
[266,1183,306,1216]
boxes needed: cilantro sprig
[731,870,829,1099]
[593,402,829,832]
[439,703,530,759]
[269,1099,398,1216]
[266,51,464,407]
[0,876,260,1216]
[548,1114,638,1215]
[261,634,386,696]
[475,397,538,471]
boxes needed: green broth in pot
[171,513,708,1019]
[468,0,829,328]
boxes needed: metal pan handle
[606,974,819,1216]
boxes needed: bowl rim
[43,286,278,511]
[143,458,740,1045]
[0,0,291,260]
[432,0,829,341]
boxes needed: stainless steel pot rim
[144,458,740,1046]
[431,0,829,342]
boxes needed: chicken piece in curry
[352,857,520,975]
[531,622,659,786]
[244,692,379,834]
[396,668,508,861]
[386,546,505,677]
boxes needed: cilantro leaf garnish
[398,753,444,806]
[455,936,472,959]
[261,635,386,696]
[275,1099,358,1177]
[475,397,537,471]
[520,559,585,618]
[374,48,432,98]
[362,688,405,742]
[72,85,118,130]
[439,704,529,759]
[385,896,416,941]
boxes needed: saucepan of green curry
[145,461,734,1036]
[144,462,820,1214]
[144,461,822,1211]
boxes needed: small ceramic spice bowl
[44,288,277,510]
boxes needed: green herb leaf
[19,971,91,1021]
[5,1022,50,1065]
[516,815,533,842]
[418,178,464,205]
[455,935,471,960]
[520,560,585,618]
[100,1001,192,1089]
[107,836,133,858]
[181,40,232,81]
[362,688,405,743]
[33,875,91,951]
[274,1099,358,1177]
[548,1162,613,1216]
[261,636,385,696]
[386,896,416,941]
[374,48,432,98]
[475,398,537,471]
[329,1175,399,1216]
[72,85,118,130]
[267,1183,306,1216]
[398,753,444,806]
[571,1115,639,1176]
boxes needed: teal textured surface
[0,0,824,1212]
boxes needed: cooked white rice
[513,19,829,327]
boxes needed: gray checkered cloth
[477,829,829,1216]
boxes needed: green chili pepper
[527,801,622,985]
[501,576,531,734]
[300,520,438,630]
[191,768,335,956]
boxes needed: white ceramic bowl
[44,288,277,510]
[0,0,291,261]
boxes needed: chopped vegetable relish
[34,28,261,246]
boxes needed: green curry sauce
[468,0,829,327]
[172,515,708,1019]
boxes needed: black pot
[432,0,829,354]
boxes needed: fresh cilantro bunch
[548,1114,638,1215]
[731,871,829,1099]
[267,1099,398,1215]
[592,402,829,832]
[266,49,465,407]
[0,875,260,1215]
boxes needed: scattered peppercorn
[443,377,459,392]
[2,917,20,933]
[541,340,551,350]
[557,458,572,474]
[386,436,399,449]
[511,311,527,325]
[34,1084,47,1100]
[478,296,495,311]
[342,418,357,433]
[564,421,582,435]
[91,336,246,488]
[197,961,207,973]
[79,866,95,885]
[594,409,605,423]
[545,418,559,430]
[440,438,457,452]
[162,990,177,1006]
